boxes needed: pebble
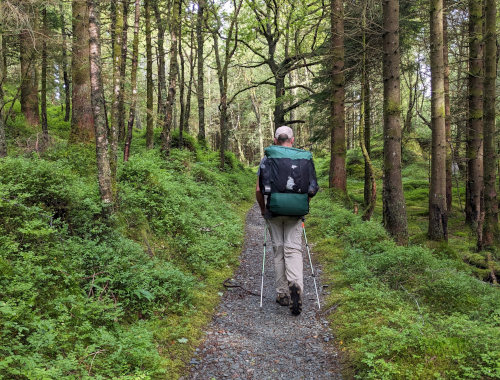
[187,204,342,380]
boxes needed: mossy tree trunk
[153,0,167,131]
[110,0,124,175]
[41,6,49,148]
[329,0,347,194]
[70,0,94,143]
[118,0,128,143]
[179,27,186,148]
[382,0,408,245]
[196,0,206,143]
[59,2,71,123]
[19,1,39,128]
[428,0,448,241]
[184,27,195,134]
[88,0,113,206]
[360,4,376,221]
[466,0,484,246]
[161,0,181,156]
[482,0,498,247]
[0,11,6,158]
[443,1,452,212]
[124,0,140,162]
[145,0,154,149]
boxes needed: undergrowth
[0,118,254,379]
[309,156,500,379]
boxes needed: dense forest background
[0,0,499,378]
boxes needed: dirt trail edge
[184,203,342,380]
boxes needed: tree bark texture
[153,0,167,130]
[161,0,181,156]
[482,0,498,247]
[70,0,94,143]
[19,3,39,128]
[59,2,71,122]
[360,5,376,221]
[41,7,49,147]
[110,0,124,173]
[363,73,372,208]
[118,0,129,142]
[443,1,452,212]
[382,0,408,245]
[184,28,196,134]
[329,0,347,193]
[466,0,484,243]
[145,0,154,149]
[197,0,206,142]
[0,17,6,157]
[428,0,448,241]
[124,0,140,162]
[179,31,186,147]
[88,0,113,205]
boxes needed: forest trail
[184,204,342,379]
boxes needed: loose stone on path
[184,204,342,380]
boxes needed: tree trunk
[482,0,498,247]
[145,0,154,149]
[0,16,6,157]
[360,5,376,221]
[59,2,71,122]
[443,1,452,212]
[19,3,39,128]
[466,0,484,244]
[179,31,185,147]
[363,72,372,207]
[70,0,94,143]
[382,0,408,245]
[153,0,167,130]
[197,0,206,142]
[118,0,128,142]
[184,28,195,134]
[250,88,264,158]
[124,0,140,162]
[88,0,113,206]
[110,0,123,174]
[329,0,347,194]
[41,7,49,148]
[161,0,181,156]
[428,0,448,241]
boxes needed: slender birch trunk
[145,0,154,149]
[88,0,113,206]
[196,0,206,142]
[124,0,140,162]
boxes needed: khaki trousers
[266,216,303,295]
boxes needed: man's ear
[291,137,295,145]
[273,138,278,145]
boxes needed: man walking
[256,126,319,315]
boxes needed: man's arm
[256,177,266,216]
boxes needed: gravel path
[184,203,342,380]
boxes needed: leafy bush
[0,139,254,378]
[309,192,500,379]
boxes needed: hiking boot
[276,293,290,306]
[289,284,302,315]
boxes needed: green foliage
[309,193,500,379]
[0,137,254,378]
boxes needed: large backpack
[259,145,319,216]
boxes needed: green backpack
[259,145,319,216]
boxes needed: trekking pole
[260,226,267,308]
[302,220,321,310]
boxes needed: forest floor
[183,203,342,379]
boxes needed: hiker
[256,126,319,315]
